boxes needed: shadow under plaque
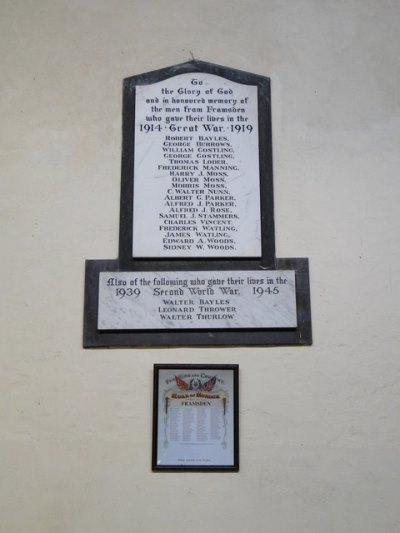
[83,60,312,347]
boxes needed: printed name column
[168,401,223,444]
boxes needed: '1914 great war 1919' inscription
[133,73,261,258]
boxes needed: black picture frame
[152,364,239,471]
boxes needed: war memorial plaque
[83,60,312,347]
[132,73,261,258]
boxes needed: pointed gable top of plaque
[123,60,270,89]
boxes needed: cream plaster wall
[1,1,399,532]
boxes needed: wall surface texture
[1,1,399,532]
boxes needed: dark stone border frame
[83,258,312,347]
[118,60,276,269]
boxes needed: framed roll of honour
[152,364,239,471]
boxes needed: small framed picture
[152,364,239,471]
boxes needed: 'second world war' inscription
[133,73,261,258]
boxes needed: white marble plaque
[133,72,261,258]
[98,271,297,330]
